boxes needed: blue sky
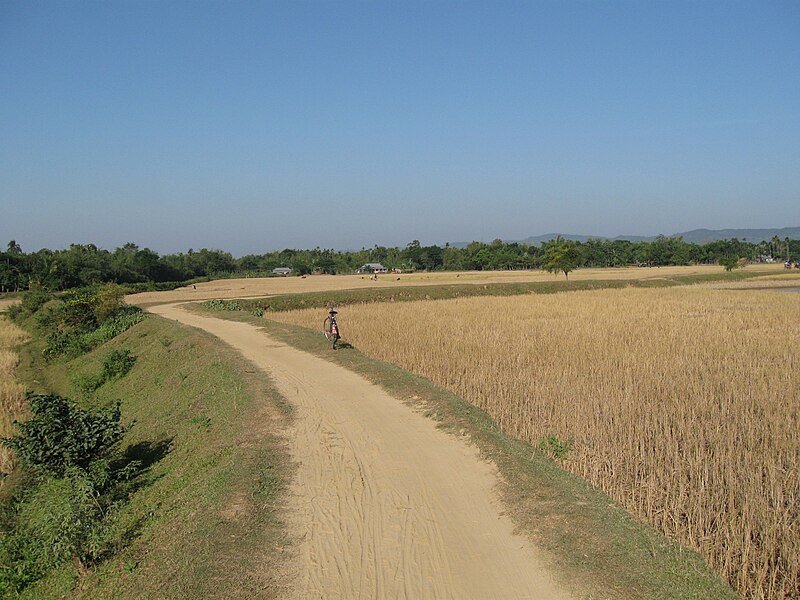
[1,1,798,255]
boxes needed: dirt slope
[149,303,571,599]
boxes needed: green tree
[540,237,582,279]
[719,255,741,271]
[7,240,22,255]
[402,240,424,270]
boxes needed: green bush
[79,309,146,349]
[92,283,126,324]
[20,287,51,315]
[719,255,741,272]
[7,302,24,320]
[0,395,138,593]
[1,394,125,476]
[205,299,241,311]
[539,434,574,459]
[57,290,100,331]
[41,303,145,360]
[34,303,59,328]
[42,329,87,360]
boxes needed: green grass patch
[191,303,739,600]
[10,314,293,599]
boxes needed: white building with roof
[357,263,388,274]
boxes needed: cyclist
[325,308,341,350]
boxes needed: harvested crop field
[272,286,800,599]
[0,317,29,475]
[126,264,752,306]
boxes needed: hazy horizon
[2,1,799,255]
[4,225,800,258]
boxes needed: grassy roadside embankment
[7,311,293,598]
[190,300,739,600]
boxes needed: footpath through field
[148,302,570,599]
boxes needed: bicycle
[323,308,340,349]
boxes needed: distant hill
[450,227,800,247]
[670,227,800,244]
[517,233,653,245]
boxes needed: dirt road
[149,303,571,599]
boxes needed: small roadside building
[357,263,388,274]
[272,267,292,276]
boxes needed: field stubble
[273,287,799,599]
[0,317,29,475]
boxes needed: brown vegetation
[126,264,757,306]
[0,318,29,475]
[272,287,799,599]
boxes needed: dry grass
[273,287,800,599]
[127,264,786,306]
[0,318,29,475]
[703,274,800,290]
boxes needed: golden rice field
[273,287,800,599]
[0,317,29,476]
[705,273,800,290]
[127,263,787,306]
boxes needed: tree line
[1,236,798,292]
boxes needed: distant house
[272,267,292,276]
[357,263,388,274]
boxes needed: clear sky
[1,1,799,255]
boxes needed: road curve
[149,302,571,600]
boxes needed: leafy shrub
[42,304,145,360]
[57,290,100,331]
[91,283,126,324]
[7,302,24,320]
[20,287,51,315]
[539,434,574,459]
[0,394,146,595]
[34,303,59,328]
[79,309,145,348]
[42,330,87,360]
[719,255,741,272]
[205,299,241,311]
[1,394,125,476]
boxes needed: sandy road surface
[149,302,571,599]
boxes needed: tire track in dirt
[149,303,571,599]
